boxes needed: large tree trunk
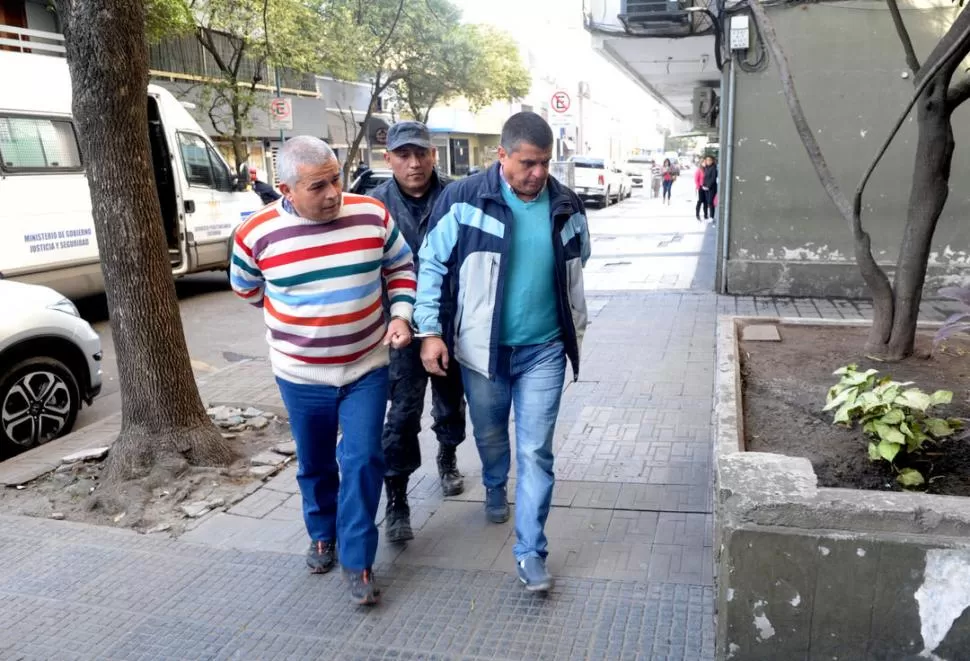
[55,0,235,482]
[883,79,956,359]
[230,95,249,170]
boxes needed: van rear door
[150,86,258,273]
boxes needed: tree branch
[887,0,920,77]
[372,0,404,57]
[748,0,896,346]
[948,74,970,108]
[917,3,970,83]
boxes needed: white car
[0,280,102,453]
[568,156,624,208]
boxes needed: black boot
[384,476,413,543]
[437,444,464,497]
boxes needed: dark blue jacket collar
[480,161,578,215]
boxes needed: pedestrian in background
[249,168,281,205]
[703,155,718,222]
[661,158,674,205]
[694,160,707,221]
[370,121,466,545]
[414,112,590,592]
[230,136,416,606]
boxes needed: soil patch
[0,409,294,535]
[741,324,970,496]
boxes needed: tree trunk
[55,0,235,482]
[230,94,249,170]
[884,78,956,359]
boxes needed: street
[72,177,715,435]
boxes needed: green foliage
[825,364,960,488]
[145,0,193,43]
[395,22,531,123]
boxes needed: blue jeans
[461,341,566,561]
[276,368,388,572]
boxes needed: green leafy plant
[825,365,961,487]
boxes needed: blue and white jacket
[414,162,591,380]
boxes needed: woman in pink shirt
[694,161,707,221]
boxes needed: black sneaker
[485,486,510,523]
[437,444,464,497]
[384,476,413,543]
[306,540,336,574]
[517,556,553,592]
[345,568,381,605]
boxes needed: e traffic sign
[269,97,293,130]
[550,90,571,114]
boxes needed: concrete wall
[715,318,970,660]
[725,1,970,297]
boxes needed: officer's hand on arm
[420,337,449,376]
[383,318,412,349]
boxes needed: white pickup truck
[568,156,624,208]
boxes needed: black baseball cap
[386,121,433,151]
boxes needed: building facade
[587,0,970,298]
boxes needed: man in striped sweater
[230,136,415,606]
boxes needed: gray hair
[500,112,554,153]
[276,135,337,186]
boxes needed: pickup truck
[568,156,624,208]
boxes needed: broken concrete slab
[251,451,288,467]
[740,323,781,342]
[249,465,277,479]
[60,447,109,464]
[180,502,212,518]
[272,440,296,456]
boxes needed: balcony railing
[0,24,65,56]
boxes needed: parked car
[621,170,635,198]
[0,281,102,454]
[349,168,393,195]
[568,156,623,208]
[625,158,651,188]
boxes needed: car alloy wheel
[2,369,74,447]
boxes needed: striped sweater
[230,194,416,386]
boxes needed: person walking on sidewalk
[229,136,416,606]
[661,158,674,205]
[702,155,719,222]
[414,112,590,592]
[694,160,708,221]
[370,121,466,544]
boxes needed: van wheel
[0,357,80,453]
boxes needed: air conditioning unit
[692,87,719,131]
[619,0,689,28]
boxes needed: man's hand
[383,318,412,350]
[420,337,449,376]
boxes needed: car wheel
[0,357,80,453]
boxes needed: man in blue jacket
[415,112,590,592]
[370,121,466,545]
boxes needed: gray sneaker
[517,556,553,592]
[345,567,381,606]
[485,486,510,523]
[306,540,336,574]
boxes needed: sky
[450,0,673,135]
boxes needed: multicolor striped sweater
[230,194,416,386]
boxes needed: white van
[0,49,260,299]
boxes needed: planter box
[714,316,970,661]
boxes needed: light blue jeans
[461,340,566,561]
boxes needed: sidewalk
[0,186,961,659]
